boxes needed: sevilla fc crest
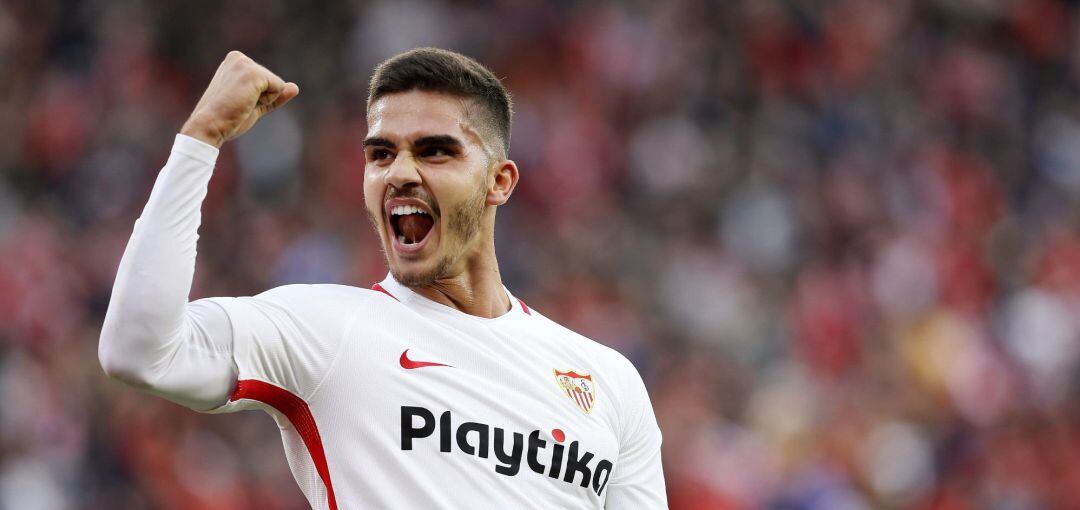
[554,369,597,414]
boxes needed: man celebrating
[99,48,667,509]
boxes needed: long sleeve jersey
[99,134,668,509]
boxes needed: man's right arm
[98,134,238,410]
[98,52,300,411]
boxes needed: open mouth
[388,203,435,248]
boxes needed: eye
[420,146,454,161]
[366,147,394,165]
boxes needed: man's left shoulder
[525,307,641,376]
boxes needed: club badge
[554,369,597,414]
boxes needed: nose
[384,152,422,190]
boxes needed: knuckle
[242,65,263,81]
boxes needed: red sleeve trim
[371,283,398,301]
[230,380,338,510]
[517,297,532,315]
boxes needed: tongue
[400,214,434,244]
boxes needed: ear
[486,159,519,206]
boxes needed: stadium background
[2,0,1080,508]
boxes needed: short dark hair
[368,47,513,157]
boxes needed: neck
[409,242,510,318]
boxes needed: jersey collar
[375,273,531,320]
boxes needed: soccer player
[99,48,667,509]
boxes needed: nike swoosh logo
[400,349,452,370]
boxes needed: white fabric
[99,135,668,509]
[99,134,236,411]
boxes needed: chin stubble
[369,186,488,287]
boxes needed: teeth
[390,204,430,216]
[398,235,407,244]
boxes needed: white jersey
[98,135,667,509]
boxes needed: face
[363,90,514,287]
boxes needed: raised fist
[180,51,300,148]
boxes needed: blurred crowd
[1,0,1079,508]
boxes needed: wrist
[180,115,224,148]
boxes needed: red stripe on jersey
[517,298,532,315]
[231,380,338,510]
[371,283,398,301]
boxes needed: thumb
[256,82,299,117]
[272,82,300,109]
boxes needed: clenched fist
[180,51,300,148]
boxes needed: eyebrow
[363,137,395,149]
[413,135,463,149]
[362,135,464,151]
